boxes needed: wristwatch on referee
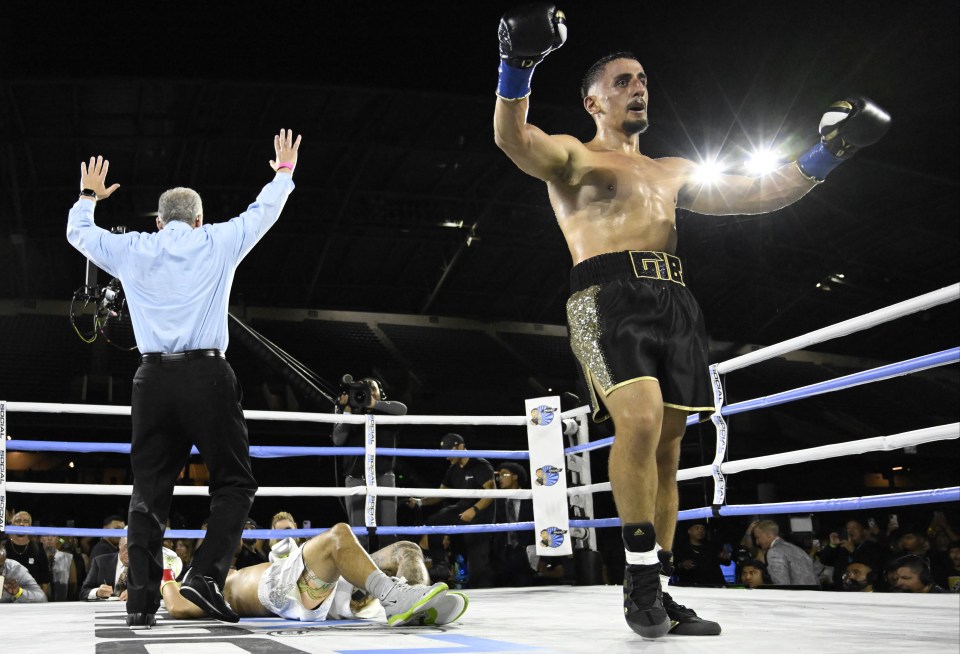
[80,188,97,199]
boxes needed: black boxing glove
[497,3,567,100]
[796,96,891,181]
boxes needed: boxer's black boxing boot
[658,550,722,635]
[622,522,670,639]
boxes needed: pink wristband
[276,162,295,172]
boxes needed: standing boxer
[66,129,302,627]
[493,3,889,638]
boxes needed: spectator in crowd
[752,520,819,587]
[162,518,176,553]
[89,515,127,561]
[235,518,268,570]
[491,461,534,587]
[891,524,937,582]
[59,536,88,598]
[819,518,884,590]
[174,539,194,574]
[3,510,51,596]
[739,559,770,589]
[194,519,208,553]
[41,533,76,601]
[897,525,931,558]
[893,555,947,594]
[673,522,728,587]
[841,561,879,592]
[883,559,902,592]
[533,553,576,585]
[269,511,303,549]
[332,376,406,548]
[81,536,130,601]
[926,511,959,551]
[1,544,47,603]
[408,433,496,588]
[422,534,457,586]
[939,542,960,593]
[740,519,763,562]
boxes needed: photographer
[332,376,407,548]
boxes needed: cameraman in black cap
[331,376,407,548]
[407,433,496,588]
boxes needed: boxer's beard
[622,117,649,135]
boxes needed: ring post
[526,397,573,557]
[566,411,597,551]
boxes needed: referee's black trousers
[125,356,257,615]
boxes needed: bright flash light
[693,159,725,185]
[68,461,75,468]
[745,148,780,176]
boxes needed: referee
[66,129,302,626]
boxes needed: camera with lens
[339,374,376,412]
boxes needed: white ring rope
[715,283,959,374]
[0,402,591,425]
[572,423,959,497]
[9,423,955,498]
[3,481,533,499]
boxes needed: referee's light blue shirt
[66,173,295,354]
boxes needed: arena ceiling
[1,1,957,363]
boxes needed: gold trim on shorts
[566,285,613,390]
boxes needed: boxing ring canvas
[1,585,957,653]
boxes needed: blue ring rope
[7,487,956,539]
[4,441,530,460]
[722,348,958,417]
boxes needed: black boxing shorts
[566,250,714,422]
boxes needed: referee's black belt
[140,349,224,364]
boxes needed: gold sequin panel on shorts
[565,285,613,390]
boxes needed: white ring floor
[0,585,957,653]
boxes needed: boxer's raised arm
[493,3,579,182]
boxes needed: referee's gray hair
[157,187,203,226]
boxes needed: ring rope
[8,346,951,458]
[6,486,957,541]
[572,486,960,526]
[573,422,960,497]
[2,286,956,540]
[9,423,955,498]
[723,347,958,418]
[715,282,958,375]
[0,402,591,425]
[4,441,532,460]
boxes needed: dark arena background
[0,1,958,651]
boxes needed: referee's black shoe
[180,571,240,623]
[623,562,670,638]
[125,613,156,628]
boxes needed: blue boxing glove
[497,3,567,100]
[797,96,891,181]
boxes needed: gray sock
[365,570,395,601]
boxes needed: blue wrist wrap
[497,61,536,100]
[796,142,845,181]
